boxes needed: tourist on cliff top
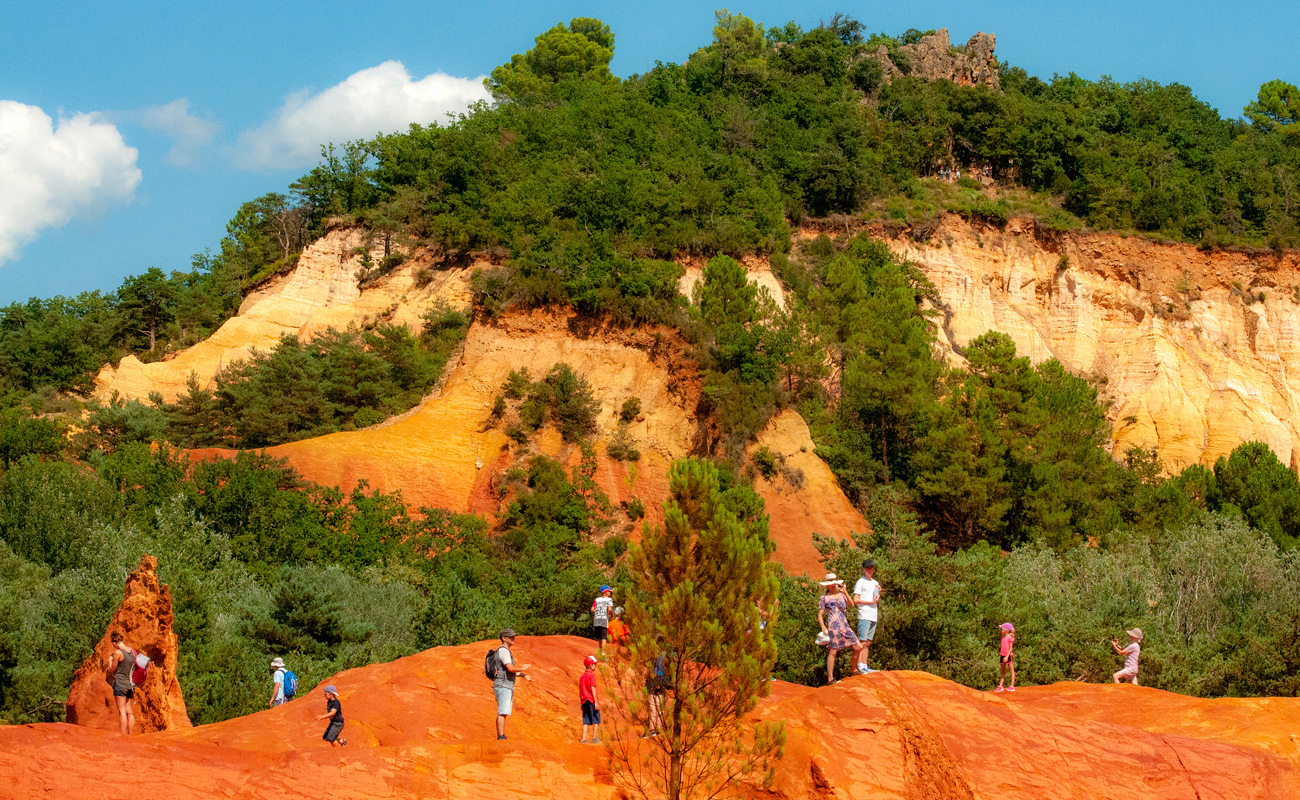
[578,655,601,744]
[994,622,1016,692]
[607,607,629,649]
[817,573,863,684]
[1111,628,1143,685]
[105,631,138,734]
[591,585,615,654]
[314,685,347,747]
[493,628,532,740]
[268,657,289,707]
[852,559,880,674]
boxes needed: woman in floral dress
[817,573,863,684]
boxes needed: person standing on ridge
[493,628,531,740]
[1112,628,1143,685]
[591,585,614,654]
[817,573,863,684]
[852,559,880,674]
[994,622,1016,692]
[104,631,138,734]
[578,654,601,744]
[268,657,288,707]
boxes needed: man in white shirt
[853,559,880,674]
[268,657,287,707]
[493,628,531,740]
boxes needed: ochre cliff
[94,223,475,403]
[5,636,1298,799]
[191,310,860,575]
[858,215,1300,473]
[64,555,190,733]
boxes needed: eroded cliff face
[858,215,1300,473]
[191,310,860,575]
[64,555,189,732]
[7,636,1298,800]
[94,224,476,403]
[869,28,1001,91]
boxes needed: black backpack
[484,647,501,681]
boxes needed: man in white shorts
[853,559,880,674]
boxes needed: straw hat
[1126,628,1144,642]
[818,573,844,587]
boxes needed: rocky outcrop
[7,636,1298,799]
[94,224,476,403]
[857,214,1300,473]
[870,28,1000,91]
[191,310,861,576]
[64,555,189,733]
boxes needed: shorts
[323,718,344,742]
[593,625,608,642]
[1115,667,1139,680]
[581,700,601,726]
[112,685,135,699]
[494,685,514,716]
[1000,655,1014,665]
[857,619,877,642]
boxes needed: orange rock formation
[64,555,190,733]
[191,310,858,576]
[860,215,1300,473]
[6,636,1297,799]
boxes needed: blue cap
[324,685,337,694]
[600,585,612,592]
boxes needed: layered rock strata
[94,224,476,404]
[858,215,1300,473]
[64,555,190,732]
[5,636,1297,799]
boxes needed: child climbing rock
[1111,628,1143,685]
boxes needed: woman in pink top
[994,622,1015,692]
[1111,628,1143,684]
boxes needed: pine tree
[607,458,784,800]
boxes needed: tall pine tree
[607,458,784,800]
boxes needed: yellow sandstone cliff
[863,214,1300,472]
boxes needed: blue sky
[1,0,1295,305]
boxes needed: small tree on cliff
[606,458,784,800]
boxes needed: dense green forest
[2,13,1300,725]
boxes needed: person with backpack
[269,657,297,707]
[104,631,141,734]
[488,628,531,740]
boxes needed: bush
[619,397,641,424]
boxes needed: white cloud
[0,101,141,266]
[140,99,220,167]
[235,61,491,170]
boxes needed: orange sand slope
[4,636,1297,800]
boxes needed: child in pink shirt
[994,622,1015,692]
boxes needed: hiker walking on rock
[492,628,531,740]
[314,685,347,747]
[105,631,138,734]
[269,657,289,707]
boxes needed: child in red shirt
[579,655,600,744]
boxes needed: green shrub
[619,397,641,423]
